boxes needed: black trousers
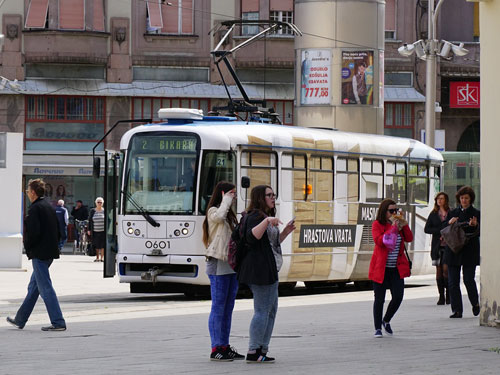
[448,264,479,314]
[373,268,404,330]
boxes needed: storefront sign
[23,166,100,176]
[450,81,480,108]
[299,225,356,248]
[300,49,331,105]
[341,51,374,105]
[0,133,6,168]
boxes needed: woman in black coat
[238,185,295,363]
[445,186,480,319]
[424,192,451,305]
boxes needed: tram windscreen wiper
[122,190,160,228]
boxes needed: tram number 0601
[145,240,170,250]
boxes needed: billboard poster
[300,49,331,105]
[0,133,6,168]
[341,51,374,105]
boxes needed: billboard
[341,51,374,105]
[300,49,331,105]
[450,82,480,108]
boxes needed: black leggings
[373,268,405,330]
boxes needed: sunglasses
[388,208,399,214]
[97,201,103,204]
[265,193,276,199]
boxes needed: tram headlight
[127,228,134,235]
[174,229,181,236]
[181,228,189,235]
[134,229,141,236]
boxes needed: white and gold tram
[101,108,443,293]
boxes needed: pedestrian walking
[202,181,244,362]
[445,186,480,319]
[71,200,89,248]
[369,198,413,338]
[424,192,451,305]
[55,199,69,252]
[6,178,66,331]
[238,185,295,363]
[88,197,106,262]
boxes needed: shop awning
[2,79,295,100]
[384,86,426,102]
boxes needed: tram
[99,108,443,293]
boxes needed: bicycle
[74,219,89,255]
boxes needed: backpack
[227,214,249,272]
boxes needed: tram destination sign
[0,133,6,168]
[299,225,356,248]
[133,135,197,154]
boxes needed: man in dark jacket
[6,178,67,331]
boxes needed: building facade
[384,0,480,151]
[0,0,296,217]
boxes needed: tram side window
[385,161,406,203]
[281,153,307,201]
[361,159,383,202]
[310,155,334,201]
[409,163,429,204]
[240,150,277,198]
[336,158,359,202]
[198,151,236,214]
[430,165,441,200]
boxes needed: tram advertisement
[299,225,356,248]
[300,49,331,105]
[341,51,374,105]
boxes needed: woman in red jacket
[369,199,413,338]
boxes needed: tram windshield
[124,133,199,215]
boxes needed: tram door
[103,151,123,278]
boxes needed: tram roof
[120,118,443,163]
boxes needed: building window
[25,0,49,29]
[384,103,414,138]
[242,12,259,36]
[266,100,293,125]
[132,98,211,122]
[25,0,105,31]
[270,11,293,35]
[385,0,396,40]
[146,0,194,35]
[25,96,106,151]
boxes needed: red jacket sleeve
[400,224,413,243]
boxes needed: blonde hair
[95,197,104,204]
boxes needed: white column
[0,133,24,268]
[480,0,500,328]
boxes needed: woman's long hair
[432,192,450,213]
[376,198,396,225]
[202,181,237,248]
[246,185,276,218]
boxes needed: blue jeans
[14,258,66,328]
[372,268,404,330]
[448,264,479,314]
[59,227,67,250]
[248,281,279,352]
[208,273,239,348]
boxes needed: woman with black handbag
[424,192,451,305]
[445,186,480,319]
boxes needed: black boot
[436,278,445,305]
[444,277,450,304]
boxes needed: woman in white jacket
[202,181,244,361]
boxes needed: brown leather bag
[440,222,466,254]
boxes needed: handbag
[382,226,398,249]
[440,221,466,254]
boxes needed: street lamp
[397,0,469,148]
